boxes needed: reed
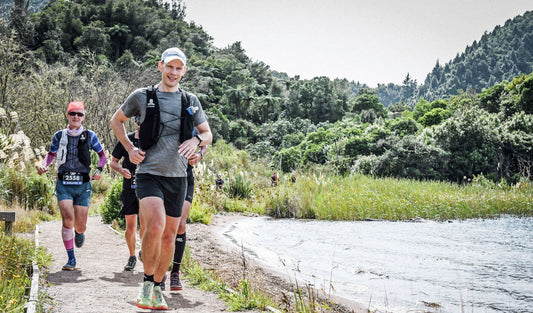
[266,174,533,221]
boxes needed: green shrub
[0,167,54,212]
[224,175,253,199]
[24,171,55,212]
[99,179,124,228]
[0,235,34,311]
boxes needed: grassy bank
[0,232,52,312]
[263,174,533,221]
[98,140,533,224]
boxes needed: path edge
[25,224,40,313]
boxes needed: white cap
[160,47,187,66]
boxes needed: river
[219,216,532,313]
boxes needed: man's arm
[188,144,208,166]
[110,109,145,165]
[110,156,132,179]
[178,121,212,159]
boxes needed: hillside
[0,0,532,185]
[419,10,533,102]
[374,10,533,107]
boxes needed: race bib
[62,172,83,185]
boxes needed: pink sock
[62,226,74,250]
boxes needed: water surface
[220,216,533,313]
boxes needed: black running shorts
[120,188,139,216]
[135,173,187,218]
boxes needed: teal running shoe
[152,285,168,310]
[136,281,154,309]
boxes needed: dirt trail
[39,215,230,313]
[39,214,362,313]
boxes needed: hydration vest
[56,129,91,167]
[138,85,195,150]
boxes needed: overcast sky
[184,1,532,87]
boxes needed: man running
[110,47,212,310]
[38,101,106,271]
[169,137,207,291]
[110,116,144,271]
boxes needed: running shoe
[74,231,85,248]
[170,271,182,291]
[124,255,137,271]
[160,273,167,291]
[152,285,168,310]
[62,258,76,271]
[136,281,154,309]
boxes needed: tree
[73,21,110,56]
[108,24,131,60]
[225,86,251,119]
[9,0,34,47]
[351,89,386,118]
[433,107,499,181]
[419,108,452,127]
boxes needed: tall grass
[0,166,55,213]
[266,174,533,221]
[0,234,52,312]
[188,140,533,222]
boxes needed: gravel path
[39,215,229,313]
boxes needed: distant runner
[110,116,144,271]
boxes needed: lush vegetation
[0,233,52,312]
[1,0,532,186]
[1,1,533,311]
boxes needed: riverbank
[188,213,367,313]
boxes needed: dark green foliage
[344,136,371,159]
[420,11,533,101]
[224,175,253,199]
[419,108,452,127]
[432,107,499,181]
[387,117,420,137]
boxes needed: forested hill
[3,0,532,108]
[376,10,533,107]
[419,10,533,102]
[1,0,533,185]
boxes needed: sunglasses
[68,112,85,117]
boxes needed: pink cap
[67,101,85,113]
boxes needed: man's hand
[128,148,146,165]
[188,152,202,166]
[178,138,199,159]
[121,168,132,179]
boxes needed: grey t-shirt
[120,87,207,177]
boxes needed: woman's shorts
[55,180,92,207]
